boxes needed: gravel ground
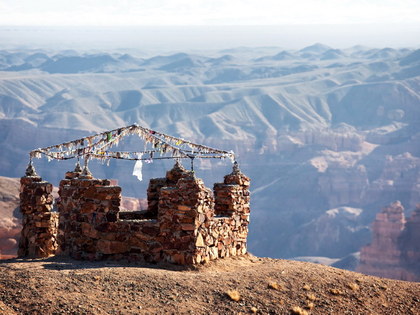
[0,254,419,314]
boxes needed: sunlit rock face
[288,207,369,259]
[399,205,420,278]
[357,202,420,282]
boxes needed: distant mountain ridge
[0,44,419,271]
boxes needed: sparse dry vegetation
[268,280,283,291]
[329,288,343,295]
[290,306,309,315]
[348,282,360,291]
[303,284,311,291]
[306,301,315,310]
[306,293,316,301]
[226,290,241,301]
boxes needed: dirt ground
[0,254,419,314]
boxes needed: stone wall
[18,175,58,258]
[56,169,82,255]
[18,162,251,265]
[357,201,420,281]
[58,175,122,260]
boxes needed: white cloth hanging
[132,154,143,181]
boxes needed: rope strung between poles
[27,124,236,177]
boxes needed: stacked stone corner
[18,175,58,258]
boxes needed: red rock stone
[97,239,129,254]
[358,201,420,281]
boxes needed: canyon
[0,44,419,277]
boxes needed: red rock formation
[399,204,420,277]
[368,153,420,209]
[0,176,21,259]
[0,217,21,259]
[357,201,420,281]
[121,197,147,211]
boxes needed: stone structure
[18,164,59,257]
[18,162,250,265]
[357,201,420,281]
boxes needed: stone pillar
[147,161,189,218]
[214,162,251,216]
[18,170,58,258]
[56,164,82,254]
[158,173,214,264]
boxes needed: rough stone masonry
[18,161,250,264]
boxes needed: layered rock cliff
[0,176,21,259]
[399,205,420,277]
[357,201,420,281]
[1,46,420,263]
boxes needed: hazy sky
[1,1,419,50]
[1,0,420,26]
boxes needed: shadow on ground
[0,255,194,272]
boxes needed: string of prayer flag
[28,124,236,169]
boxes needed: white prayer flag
[132,154,143,181]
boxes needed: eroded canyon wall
[357,201,420,282]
